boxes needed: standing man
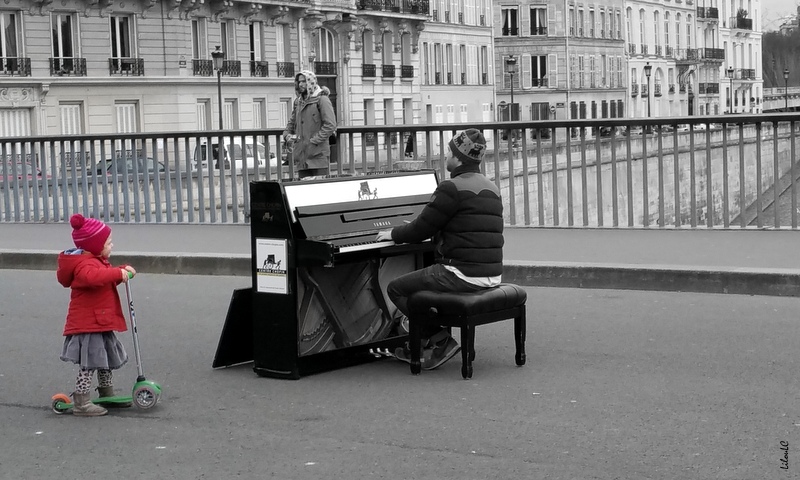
[282,70,337,179]
[376,129,504,370]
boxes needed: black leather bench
[405,284,528,378]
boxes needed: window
[600,10,606,38]
[191,19,206,59]
[626,8,632,45]
[276,24,287,63]
[578,8,584,36]
[317,28,336,62]
[589,9,595,37]
[59,103,83,135]
[664,12,670,49]
[0,11,20,64]
[675,14,681,49]
[110,16,133,59]
[224,99,238,129]
[459,104,468,123]
[51,13,77,73]
[570,7,575,36]
[115,101,138,133]
[653,11,660,48]
[220,20,236,60]
[252,99,265,129]
[196,99,210,130]
[638,9,645,45]
[601,54,607,86]
[686,15,692,49]
[578,55,584,88]
[530,7,546,35]
[501,7,518,36]
[249,22,264,62]
[531,55,547,86]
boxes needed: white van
[194,137,279,170]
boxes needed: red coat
[57,250,128,335]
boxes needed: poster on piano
[255,238,288,294]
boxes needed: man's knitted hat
[70,214,111,256]
[449,128,487,164]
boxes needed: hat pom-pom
[70,214,85,230]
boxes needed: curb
[4,249,800,297]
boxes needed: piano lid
[282,171,438,223]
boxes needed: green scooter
[52,277,162,413]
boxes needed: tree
[762,29,800,88]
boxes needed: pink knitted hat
[70,214,111,256]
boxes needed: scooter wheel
[133,385,159,410]
[51,393,72,414]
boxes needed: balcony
[193,59,213,76]
[432,9,438,21]
[362,63,377,78]
[698,83,720,94]
[356,0,429,15]
[665,46,674,58]
[669,83,675,94]
[435,72,441,84]
[481,72,488,85]
[640,44,648,55]
[444,10,450,22]
[628,44,636,54]
[401,65,414,78]
[250,60,268,77]
[447,72,452,84]
[697,7,719,20]
[674,48,699,64]
[655,45,663,56]
[0,57,31,76]
[480,14,485,26]
[631,83,639,96]
[49,57,86,76]
[729,16,753,31]
[700,48,725,61]
[460,72,466,84]
[654,84,662,97]
[458,12,463,23]
[531,26,547,35]
[276,61,294,78]
[314,61,337,76]
[109,57,144,76]
[641,84,649,97]
[532,77,548,87]
[222,60,241,77]
[739,68,756,80]
[382,64,396,79]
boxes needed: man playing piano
[376,129,504,370]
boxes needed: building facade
[495,0,628,127]
[719,0,763,113]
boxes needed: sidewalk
[2,222,800,296]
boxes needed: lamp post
[211,46,225,130]
[644,62,652,133]
[505,55,518,121]
[727,66,734,114]
[784,68,790,112]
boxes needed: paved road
[1,270,797,479]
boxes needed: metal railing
[2,114,800,230]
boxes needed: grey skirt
[60,332,128,370]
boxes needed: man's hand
[376,229,393,242]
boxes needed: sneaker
[394,341,433,365]
[396,315,409,335]
[422,336,461,370]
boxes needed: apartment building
[719,0,763,113]
[418,0,495,130]
[0,0,436,145]
[495,0,627,130]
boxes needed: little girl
[57,214,136,416]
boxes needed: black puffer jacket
[391,163,504,277]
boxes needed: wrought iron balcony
[729,16,753,30]
[628,44,636,54]
[631,83,639,96]
[0,57,31,76]
[654,84,662,96]
[250,60,268,77]
[356,0,429,14]
[700,48,725,61]
[193,59,213,76]
[382,64,395,78]
[222,60,241,77]
[49,57,86,76]
[665,46,674,58]
[532,77,548,87]
[481,72,488,85]
[109,57,144,76]
[402,65,414,78]
[640,44,648,55]
[697,7,719,19]
[435,72,441,84]
[531,26,547,35]
[276,62,295,78]
[641,84,649,97]
[362,63,377,78]
[655,45,663,56]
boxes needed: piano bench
[406,284,527,379]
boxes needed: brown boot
[72,392,107,416]
[96,386,132,408]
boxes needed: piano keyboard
[337,239,396,254]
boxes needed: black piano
[213,170,438,378]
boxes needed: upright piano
[213,170,439,379]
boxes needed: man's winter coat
[57,250,128,335]
[390,163,504,277]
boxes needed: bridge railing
[1,113,799,228]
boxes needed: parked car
[193,137,280,170]
[95,156,164,175]
[1,161,46,185]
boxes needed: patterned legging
[75,369,113,395]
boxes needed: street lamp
[784,68,790,112]
[211,46,225,130]
[644,62,652,133]
[505,55,518,121]
[727,66,734,114]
